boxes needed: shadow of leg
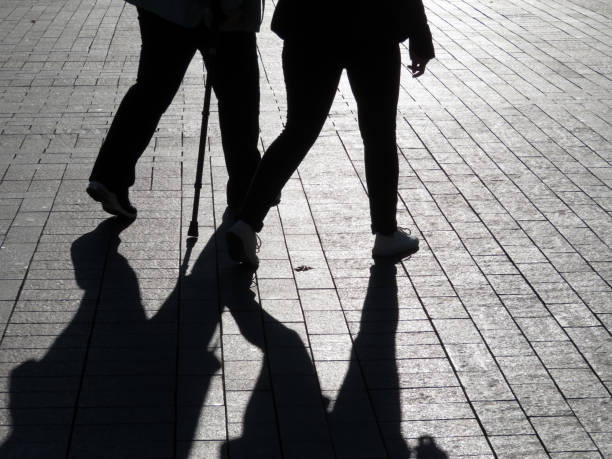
[219,263,333,458]
[328,261,404,458]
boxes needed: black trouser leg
[346,42,400,235]
[240,40,401,234]
[239,42,341,231]
[90,9,197,191]
[203,31,261,210]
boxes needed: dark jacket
[271,0,435,60]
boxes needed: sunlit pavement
[0,0,611,457]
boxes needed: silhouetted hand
[408,55,428,78]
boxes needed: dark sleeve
[393,0,435,60]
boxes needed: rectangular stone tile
[532,341,588,369]
[458,370,514,401]
[480,328,534,357]
[511,383,571,417]
[590,432,612,458]
[531,416,597,453]
[410,275,456,297]
[548,452,602,459]
[497,356,550,385]
[468,305,516,330]
[299,289,341,311]
[0,280,21,301]
[223,361,267,391]
[433,318,482,344]
[261,299,304,323]
[420,296,468,319]
[489,434,547,458]
[547,302,600,327]
[472,401,534,435]
[568,398,612,434]
[550,368,609,398]
[445,343,498,372]
[309,334,353,361]
[304,310,348,335]
[499,294,549,318]
[515,316,569,342]
[222,335,264,362]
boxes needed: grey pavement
[0,0,611,457]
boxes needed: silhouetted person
[87,0,263,219]
[226,0,435,267]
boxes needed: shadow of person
[219,252,450,459]
[328,261,449,459]
[0,215,450,459]
[0,217,222,458]
[216,257,334,458]
[0,217,130,458]
[326,261,403,458]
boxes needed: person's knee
[360,123,396,149]
[281,123,320,151]
[127,80,177,114]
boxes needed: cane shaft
[188,74,213,238]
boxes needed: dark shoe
[271,192,281,206]
[87,181,137,219]
[222,206,238,223]
[226,220,259,268]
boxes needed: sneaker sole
[226,231,259,268]
[372,242,420,261]
[86,183,136,220]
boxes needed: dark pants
[90,9,261,209]
[239,40,400,234]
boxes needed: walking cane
[187,59,214,239]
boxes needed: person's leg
[346,42,401,235]
[201,31,261,210]
[238,41,342,232]
[89,9,197,192]
[347,42,419,257]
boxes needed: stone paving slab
[0,0,611,457]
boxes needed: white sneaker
[372,228,419,259]
[226,220,259,268]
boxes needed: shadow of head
[415,435,449,459]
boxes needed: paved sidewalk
[1,0,611,457]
